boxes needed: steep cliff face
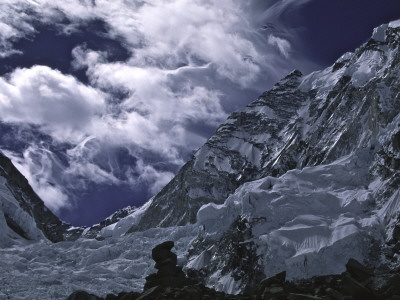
[132,69,310,230]
[0,152,66,246]
[134,22,400,233]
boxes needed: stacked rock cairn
[144,241,195,290]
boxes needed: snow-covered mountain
[132,21,400,233]
[123,19,400,291]
[1,20,400,299]
[0,151,66,247]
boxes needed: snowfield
[0,224,197,299]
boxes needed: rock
[345,258,373,282]
[105,292,140,300]
[119,293,139,300]
[144,241,197,290]
[154,255,178,270]
[383,274,400,298]
[261,285,287,300]
[339,274,372,298]
[66,290,103,300]
[325,288,345,300]
[287,293,322,300]
[259,271,286,289]
[392,241,400,253]
[135,286,163,300]
[152,241,174,261]
[156,264,181,277]
[393,225,400,241]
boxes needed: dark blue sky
[289,0,400,66]
[1,0,400,226]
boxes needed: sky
[0,0,400,226]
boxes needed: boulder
[152,241,174,262]
[144,241,196,290]
[325,288,345,300]
[258,271,286,290]
[135,286,163,300]
[345,258,373,283]
[339,274,372,299]
[66,290,103,300]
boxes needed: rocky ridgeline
[66,242,400,300]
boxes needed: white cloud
[2,148,70,213]
[134,159,174,194]
[0,0,318,214]
[0,66,106,143]
[268,35,291,58]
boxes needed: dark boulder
[345,258,373,283]
[144,241,196,290]
[66,290,103,300]
[259,270,286,287]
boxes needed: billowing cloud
[0,66,106,142]
[0,0,317,221]
[2,148,70,213]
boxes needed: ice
[299,66,344,99]
[186,250,211,270]
[346,50,384,87]
[99,197,154,238]
[389,19,400,28]
[226,137,262,167]
[372,24,388,42]
[196,153,383,281]
[0,176,45,247]
[0,224,197,299]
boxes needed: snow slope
[0,174,45,247]
[0,152,66,247]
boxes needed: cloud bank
[0,0,313,222]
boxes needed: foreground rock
[66,267,400,299]
[143,241,196,290]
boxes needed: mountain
[1,20,400,299]
[132,21,400,232]
[0,151,66,246]
[124,20,400,291]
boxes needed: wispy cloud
[268,35,291,58]
[0,0,316,216]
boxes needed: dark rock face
[130,70,308,231]
[66,290,102,300]
[345,258,373,283]
[144,241,196,290]
[0,151,66,242]
[187,216,264,293]
[258,270,286,292]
